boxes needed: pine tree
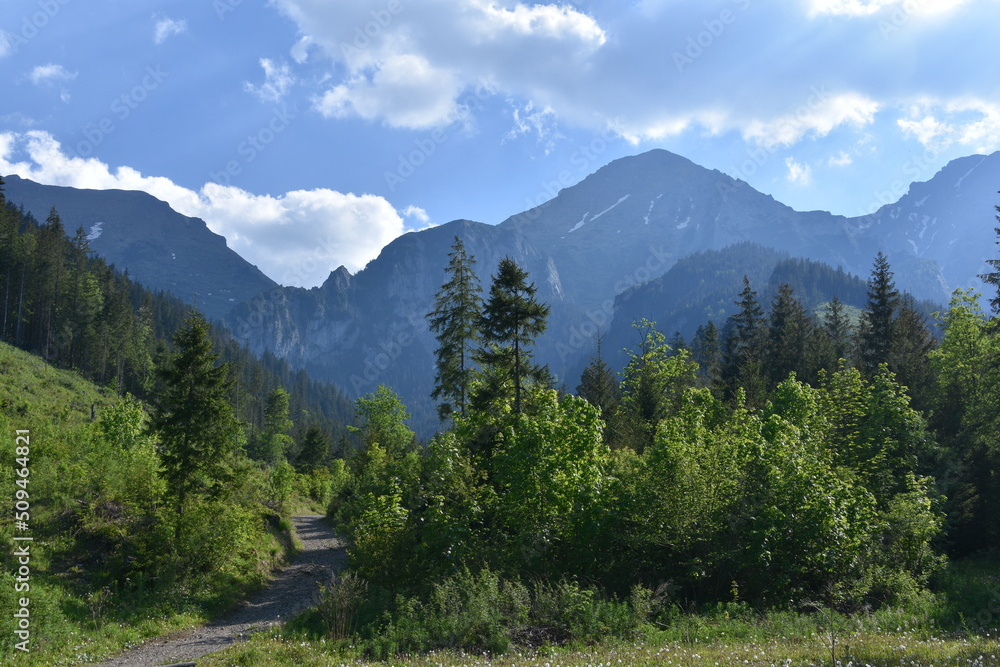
[980,207,1000,315]
[763,283,815,387]
[822,295,853,365]
[576,333,620,422]
[721,276,766,403]
[257,387,293,465]
[889,295,937,411]
[476,257,550,415]
[692,320,722,391]
[858,251,900,374]
[152,312,239,519]
[296,425,330,472]
[427,236,482,420]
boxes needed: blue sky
[2,0,999,287]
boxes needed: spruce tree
[476,256,550,415]
[692,320,722,391]
[858,251,900,374]
[297,425,330,472]
[721,276,766,403]
[427,236,482,420]
[257,387,293,465]
[979,208,1000,315]
[889,295,937,411]
[822,295,853,364]
[764,283,815,387]
[576,333,620,422]
[152,311,239,519]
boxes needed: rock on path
[87,514,347,667]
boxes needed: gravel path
[87,515,347,667]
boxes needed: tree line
[319,230,1000,654]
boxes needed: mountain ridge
[6,148,999,434]
[1,174,277,321]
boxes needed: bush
[370,568,528,658]
[315,571,368,640]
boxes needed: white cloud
[744,92,880,148]
[28,64,76,86]
[0,131,410,287]
[290,35,312,64]
[807,0,969,16]
[785,157,813,185]
[505,101,561,153]
[154,17,188,45]
[897,98,1000,154]
[244,58,295,103]
[828,150,853,167]
[274,0,606,129]
[315,54,463,129]
[403,204,434,229]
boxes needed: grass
[193,558,1000,667]
[196,629,1000,666]
[0,341,302,666]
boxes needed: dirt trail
[87,514,347,667]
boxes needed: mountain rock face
[226,149,1000,433]
[2,175,276,321]
[8,149,996,434]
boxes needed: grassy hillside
[0,340,112,429]
[0,341,292,665]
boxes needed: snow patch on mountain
[955,156,987,188]
[591,195,630,222]
[568,212,589,233]
[86,222,104,241]
[643,194,663,225]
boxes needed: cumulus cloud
[785,157,813,185]
[897,98,1000,154]
[154,17,188,45]
[270,0,938,154]
[743,92,881,148]
[244,58,295,103]
[272,0,606,129]
[28,64,76,85]
[402,205,430,225]
[314,54,463,129]
[807,0,970,16]
[0,131,412,286]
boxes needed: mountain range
[2,175,276,321]
[4,149,999,432]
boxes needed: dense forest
[1,174,999,663]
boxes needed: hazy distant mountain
[225,149,1000,433]
[2,175,276,321]
[7,148,997,435]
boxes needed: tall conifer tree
[577,333,620,422]
[152,312,239,520]
[858,251,900,374]
[764,283,815,387]
[476,256,549,415]
[428,236,482,420]
[979,204,1000,315]
[721,276,765,403]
